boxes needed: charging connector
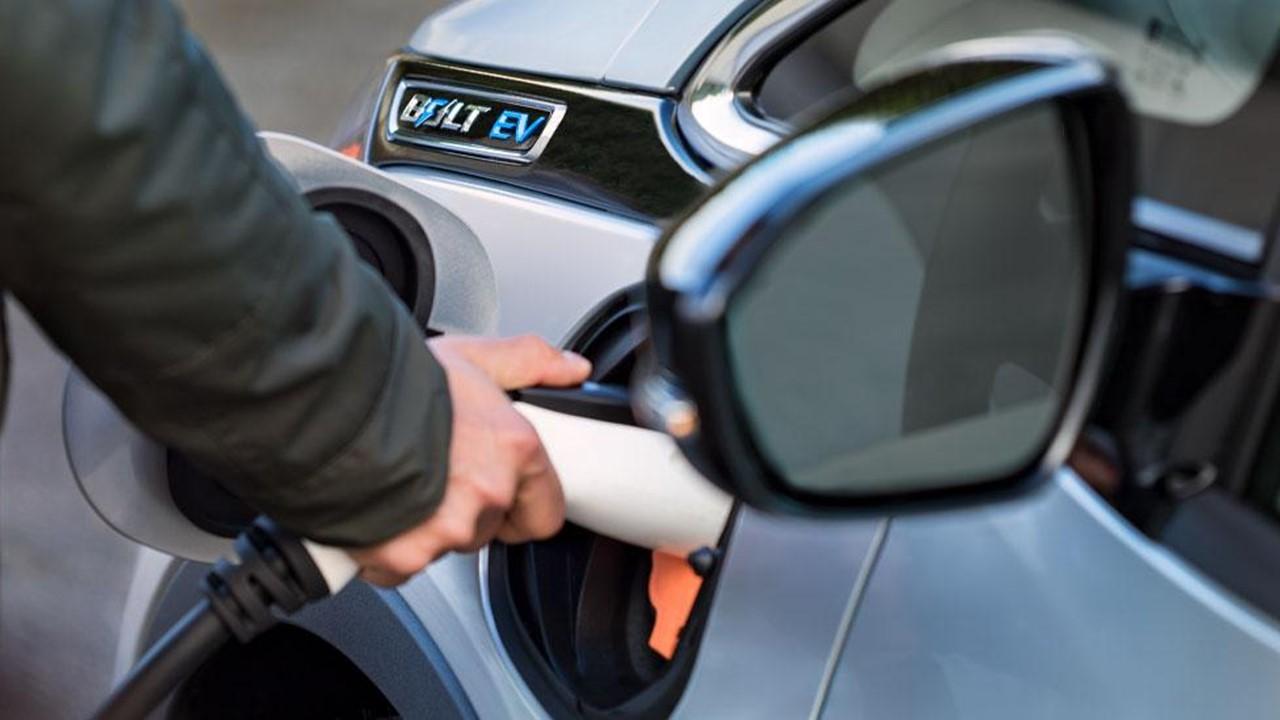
[93,518,355,720]
[204,518,332,643]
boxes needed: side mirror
[637,41,1132,513]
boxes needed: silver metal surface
[113,549,182,680]
[602,0,763,92]
[386,79,567,164]
[407,0,765,93]
[826,470,1280,718]
[64,373,233,563]
[409,0,660,85]
[398,553,549,719]
[383,166,659,341]
[672,510,885,718]
[652,96,717,186]
[809,520,889,720]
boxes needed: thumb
[447,335,592,389]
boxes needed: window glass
[725,105,1085,496]
[755,0,1280,257]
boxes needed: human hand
[350,335,591,586]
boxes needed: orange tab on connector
[647,550,704,660]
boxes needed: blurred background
[0,2,443,717]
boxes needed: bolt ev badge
[387,79,566,164]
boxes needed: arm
[0,0,448,546]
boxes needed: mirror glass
[724,103,1087,497]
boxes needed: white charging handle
[303,405,731,594]
[516,403,734,556]
[300,539,361,595]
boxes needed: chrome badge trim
[678,0,846,169]
[387,79,567,164]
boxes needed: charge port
[308,187,436,330]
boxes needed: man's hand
[350,335,591,586]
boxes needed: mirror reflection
[725,104,1087,497]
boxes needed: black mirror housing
[637,39,1133,514]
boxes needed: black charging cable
[92,517,345,720]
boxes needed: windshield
[756,0,1280,262]
[851,0,1280,124]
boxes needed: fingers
[348,536,439,587]
[497,442,566,544]
[433,334,591,389]
[456,505,506,553]
[359,567,411,588]
[350,334,577,587]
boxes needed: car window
[754,0,1280,261]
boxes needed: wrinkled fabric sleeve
[0,0,452,546]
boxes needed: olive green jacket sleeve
[0,0,452,546]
